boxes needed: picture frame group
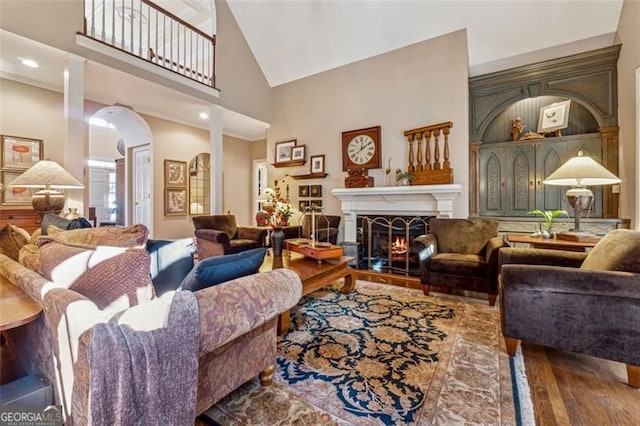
[1,135,44,206]
[275,139,298,163]
[164,159,188,215]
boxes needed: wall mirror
[189,152,210,215]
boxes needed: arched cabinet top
[469,45,620,142]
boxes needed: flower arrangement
[261,180,295,227]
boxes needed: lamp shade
[543,151,620,186]
[8,160,84,189]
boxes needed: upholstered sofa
[499,229,640,387]
[0,224,302,423]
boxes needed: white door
[132,146,152,231]
[88,167,113,224]
[253,159,268,213]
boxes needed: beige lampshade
[543,151,621,186]
[8,160,84,189]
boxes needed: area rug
[204,281,517,425]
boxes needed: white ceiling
[0,0,625,140]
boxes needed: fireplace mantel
[331,184,462,243]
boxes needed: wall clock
[342,126,381,171]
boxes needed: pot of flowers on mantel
[395,169,414,186]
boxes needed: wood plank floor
[522,342,640,425]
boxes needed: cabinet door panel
[536,143,565,211]
[479,148,505,216]
[505,144,535,216]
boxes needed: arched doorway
[88,106,153,232]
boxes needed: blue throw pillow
[179,247,267,292]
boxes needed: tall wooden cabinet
[478,133,602,217]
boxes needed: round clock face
[347,134,376,165]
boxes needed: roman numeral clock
[342,126,381,188]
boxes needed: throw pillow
[581,229,640,273]
[44,224,148,248]
[39,241,155,310]
[0,224,31,261]
[179,247,267,292]
[41,213,72,235]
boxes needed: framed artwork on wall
[291,145,306,161]
[537,100,571,133]
[298,185,309,197]
[310,200,323,210]
[1,171,34,205]
[1,135,43,170]
[310,185,322,197]
[165,188,187,216]
[298,200,310,211]
[164,159,187,188]
[275,139,297,163]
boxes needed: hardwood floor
[522,342,640,425]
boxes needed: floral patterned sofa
[0,224,302,423]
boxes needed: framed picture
[310,185,322,197]
[537,100,571,133]
[1,135,43,170]
[298,185,309,197]
[275,139,297,163]
[291,145,306,161]
[298,200,310,211]
[165,188,187,216]
[310,200,323,210]
[1,170,34,205]
[164,159,187,188]
[310,154,325,174]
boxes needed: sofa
[499,229,640,387]
[0,224,302,423]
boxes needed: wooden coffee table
[260,250,356,334]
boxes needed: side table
[506,233,600,252]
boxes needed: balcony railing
[83,0,216,87]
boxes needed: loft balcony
[81,0,216,89]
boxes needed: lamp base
[556,230,600,243]
[32,189,65,215]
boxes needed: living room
[0,0,639,424]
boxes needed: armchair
[412,218,507,306]
[499,229,640,387]
[193,215,268,259]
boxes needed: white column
[210,105,223,214]
[63,54,86,213]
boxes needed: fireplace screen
[356,215,432,276]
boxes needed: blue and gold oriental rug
[205,282,518,425]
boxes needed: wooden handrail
[403,121,454,185]
[140,0,215,43]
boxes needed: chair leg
[259,364,275,386]
[504,337,518,356]
[488,294,497,306]
[422,284,430,296]
[627,364,640,388]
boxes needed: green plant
[395,169,413,181]
[527,209,569,231]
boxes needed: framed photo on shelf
[164,159,187,188]
[165,188,187,216]
[537,100,571,133]
[298,185,309,197]
[310,185,322,197]
[1,171,34,205]
[275,139,297,163]
[1,135,43,170]
[291,145,306,161]
[310,154,325,174]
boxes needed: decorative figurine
[511,117,525,141]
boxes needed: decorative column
[63,54,86,213]
[209,104,223,214]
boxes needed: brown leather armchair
[193,215,268,259]
[412,218,507,306]
[499,229,640,387]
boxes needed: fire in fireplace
[356,215,432,276]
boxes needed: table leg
[277,310,291,336]
[340,269,356,294]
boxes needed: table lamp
[543,151,620,241]
[8,160,84,214]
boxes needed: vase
[271,227,285,257]
[62,207,81,220]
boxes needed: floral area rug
[204,282,515,425]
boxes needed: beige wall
[617,0,640,228]
[89,127,121,160]
[0,0,271,124]
[250,139,267,160]
[222,135,254,225]
[268,30,470,226]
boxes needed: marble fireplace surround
[331,184,462,243]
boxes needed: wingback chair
[499,229,640,388]
[193,215,268,259]
[412,218,507,306]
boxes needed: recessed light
[199,112,209,120]
[20,58,39,68]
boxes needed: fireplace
[357,215,432,276]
